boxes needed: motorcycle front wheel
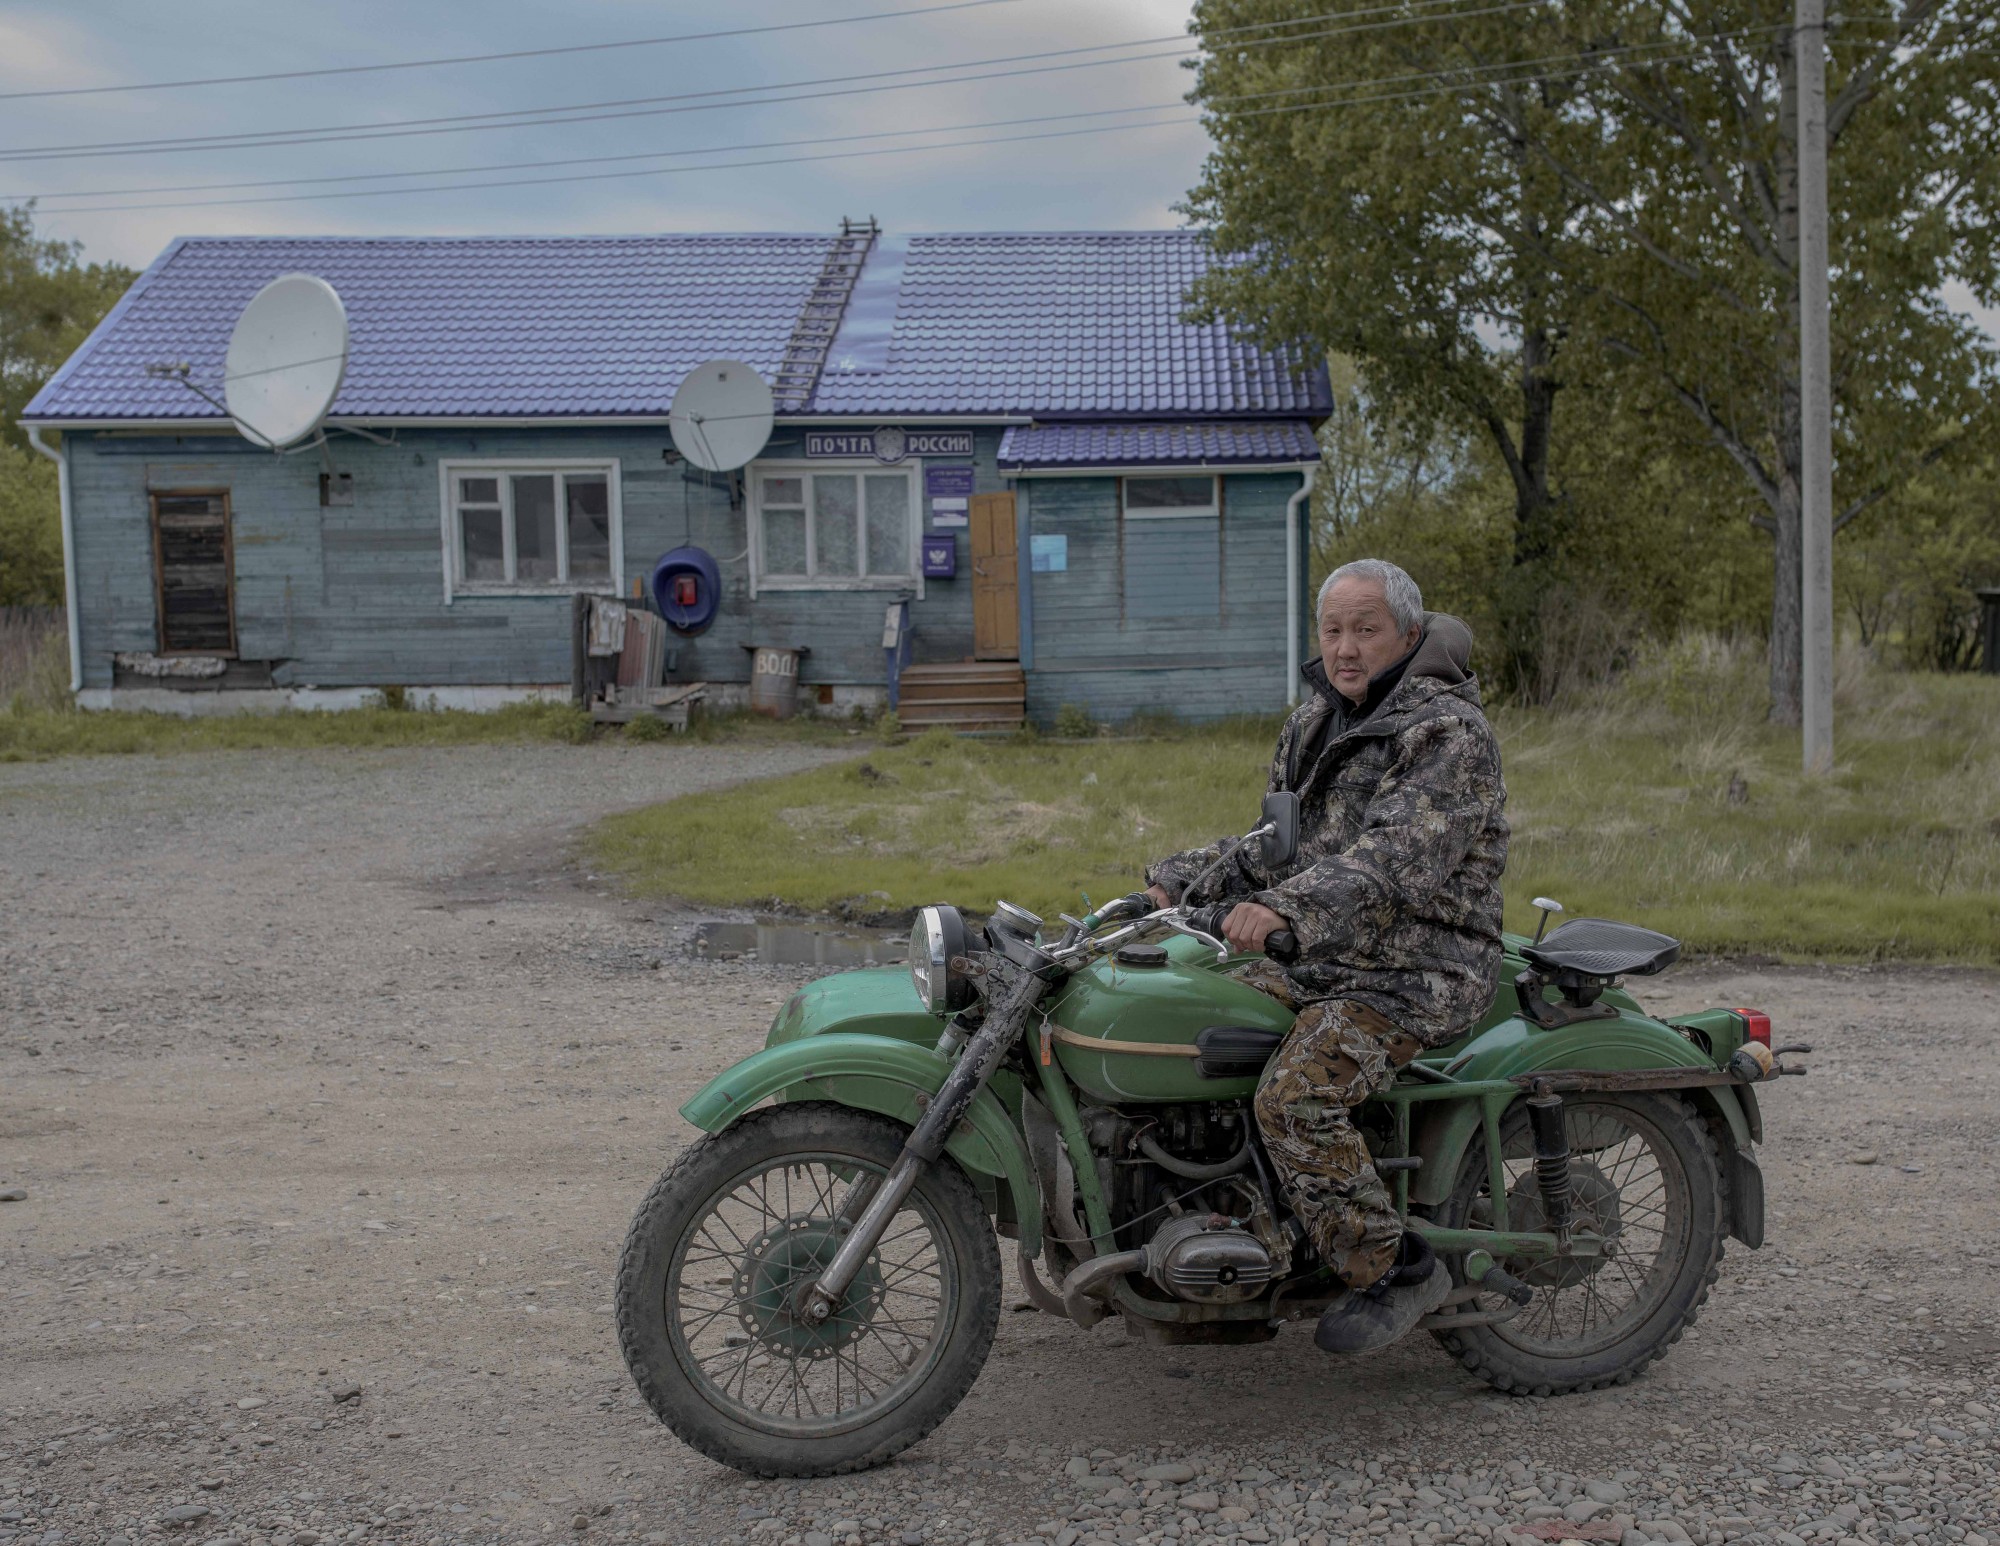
[616,1102,1001,1477]
[1430,1091,1729,1396]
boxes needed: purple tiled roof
[997,420,1320,469]
[813,233,1331,418]
[25,230,1333,424]
[25,234,836,423]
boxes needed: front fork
[797,965,1043,1326]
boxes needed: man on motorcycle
[1143,558,1509,1353]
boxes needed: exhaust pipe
[1057,1249,1146,1329]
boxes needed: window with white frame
[1122,474,1220,519]
[442,461,619,594]
[751,463,919,591]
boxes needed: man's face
[1319,577,1421,705]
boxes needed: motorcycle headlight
[909,904,972,1015]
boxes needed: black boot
[1313,1231,1452,1355]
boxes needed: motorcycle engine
[1143,1213,1278,1305]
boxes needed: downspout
[1284,465,1315,706]
[24,426,81,696]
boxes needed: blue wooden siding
[64,426,1005,691]
[1023,471,1302,726]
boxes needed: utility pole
[1797,0,1834,774]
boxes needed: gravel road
[1,741,1995,1546]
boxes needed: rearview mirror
[1258,791,1300,869]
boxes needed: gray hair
[1317,559,1424,633]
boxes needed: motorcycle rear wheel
[616,1102,1000,1477]
[1430,1092,1727,1396]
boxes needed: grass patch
[590,644,2000,964]
[0,698,600,760]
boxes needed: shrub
[1053,702,1096,738]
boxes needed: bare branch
[1832,436,1961,533]
[1600,300,1780,511]
[1828,0,1943,142]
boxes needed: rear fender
[1408,1014,1755,1212]
[680,1032,1041,1253]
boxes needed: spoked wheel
[1430,1092,1727,1395]
[617,1103,1000,1476]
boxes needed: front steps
[895,661,1026,734]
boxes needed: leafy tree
[1838,447,2000,670]
[0,204,135,607]
[1,203,134,449]
[0,439,62,606]
[1185,0,2000,719]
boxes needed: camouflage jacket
[1146,614,1509,1046]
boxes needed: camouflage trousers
[1236,961,1421,1290]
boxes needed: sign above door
[804,427,974,463]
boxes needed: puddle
[692,918,906,968]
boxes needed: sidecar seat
[1521,917,1680,979]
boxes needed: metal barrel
[748,645,802,719]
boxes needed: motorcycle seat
[1521,917,1680,979]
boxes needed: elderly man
[1144,558,1509,1353]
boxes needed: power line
[0,44,1615,205]
[0,1,1542,164]
[0,1,1025,102]
[16,29,1763,208]
[37,38,1751,217]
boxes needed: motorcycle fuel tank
[1043,935,1294,1102]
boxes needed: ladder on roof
[771,216,878,413]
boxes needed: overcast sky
[4,1,1993,341]
[1,0,1205,271]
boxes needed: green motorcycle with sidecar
[616,795,1806,1477]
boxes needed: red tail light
[1733,1008,1771,1046]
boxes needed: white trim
[746,459,924,599]
[1285,465,1315,707]
[1007,459,1318,478]
[24,427,80,695]
[437,457,622,603]
[1122,473,1221,521]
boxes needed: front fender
[680,1033,1041,1253]
[1409,1013,1754,1210]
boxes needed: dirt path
[1,744,1995,1546]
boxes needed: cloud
[0,11,115,92]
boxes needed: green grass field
[590,650,2000,964]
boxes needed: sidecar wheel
[616,1102,1001,1477]
[1430,1092,1727,1396]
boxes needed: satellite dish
[224,273,349,450]
[669,359,774,472]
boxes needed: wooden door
[150,491,237,655]
[970,492,1019,660]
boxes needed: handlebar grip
[1186,906,1300,962]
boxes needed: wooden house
[22,224,1329,729]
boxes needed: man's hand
[1222,902,1289,954]
[1144,884,1172,910]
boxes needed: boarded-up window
[151,491,235,655]
[1122,476,1220,622]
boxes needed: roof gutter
[24,426,81,697]
[1004,459,1320,479]
[1285,464,1315,708]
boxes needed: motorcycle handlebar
[1184,904,1300,964]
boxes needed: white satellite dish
[669,359,774,472]
[223,273,349,450]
